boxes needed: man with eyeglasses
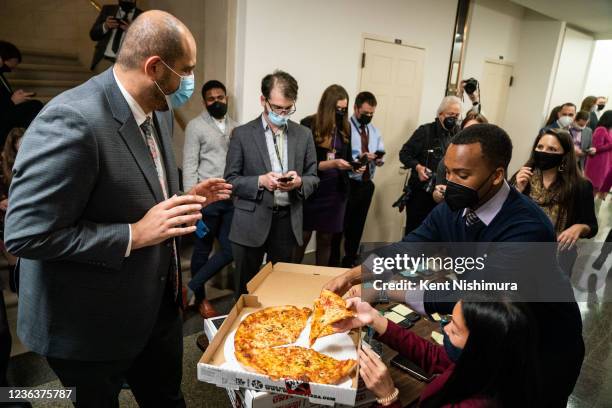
[399,96,461,233]
[225,70,319,297]
[341,91,385,267]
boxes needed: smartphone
[277,176,294,183]
[398,319,414,329]
[350,161,364,170]
[374,150,386,159]
[405,312,421,324]
[390,355,433,382]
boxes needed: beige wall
[0,0,113,67]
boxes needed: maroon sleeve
[375,320,452,375]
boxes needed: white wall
[548,27,594,110]
[462,0,523,80]
[503,10,564,174]
[461,0,524,122]
[233,0,457,126]
[583,40,612,103]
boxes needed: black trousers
[0,100,43,146]
[0,289,11,387]
[404,188,436,234]
[46,287,185,408]
[342,179,375,267]
[231,208,297,297]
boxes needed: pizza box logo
[284,380,311,396]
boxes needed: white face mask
[558,116,573,128]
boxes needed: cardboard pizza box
[197,262,361,406]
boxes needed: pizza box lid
[197,262,360,406]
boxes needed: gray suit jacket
[182,110,238,192]
[579,127,593,169]
[224,116,318,247]
[4,68,180,361]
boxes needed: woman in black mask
[334,294,540,407]
[295,85,364,265]
[511,129,597,265]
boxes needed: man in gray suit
[4,11,231,407]
[183,79,238,318]
[225,70,318,296]
[570,110,595,169]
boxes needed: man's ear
[494,167,506,185]
[143,56,162,80]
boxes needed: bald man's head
[116,10,194,70]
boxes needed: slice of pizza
[243,346,357,384]
[235,305,311,362]
[309,289,356,346]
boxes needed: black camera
[463,77,478,95]
[392,183,412,212]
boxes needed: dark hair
[311,84,350,148]
[0,41,22,63]
[450,124,513,172]
[116,12,186,70]
[261,70,298,101]
[560,102,576,112]
[201,80,226,99]
[580,96,597,112]
[2,127,25,186]
[513,128,583,231]
[597,110,612,129]
[354,91,377,108]
[545,106,561,126]
[421,295,540,408]
[460,111,488,130]
[575,110,590,122]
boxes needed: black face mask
[443,116,456,130]
[206,101,228,119]
[119,1,136,12]
[335,110,346,125]
[532,150,563,171]
[445,171,495,212]
[358,114,372,126]
[0,65,11,73]
[597,104,605,112]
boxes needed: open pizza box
[197,262,362,406]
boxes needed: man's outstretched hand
[188,178,233,206]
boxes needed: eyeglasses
[266,99,296,115]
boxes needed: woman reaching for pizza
[333,295,540,407]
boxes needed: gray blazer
[578,127,593,169]
[224,116,318,247]
[4,68,180,361]
[182,110,238,192]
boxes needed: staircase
[4,48,92,104]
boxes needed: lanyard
[271,128,285,173]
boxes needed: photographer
[89,0,143,71]
[399,96,460,233]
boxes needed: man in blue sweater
[326,124,584,407]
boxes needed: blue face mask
[267,109,289,127]
[441,321,463,362]
[155,59,195,108]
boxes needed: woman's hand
[514,167,533,193]
[333,297,387,334]
[557,224,588,251]
[359,347,396,400]
[335,159,353,170]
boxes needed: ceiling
[510,0,612,39]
